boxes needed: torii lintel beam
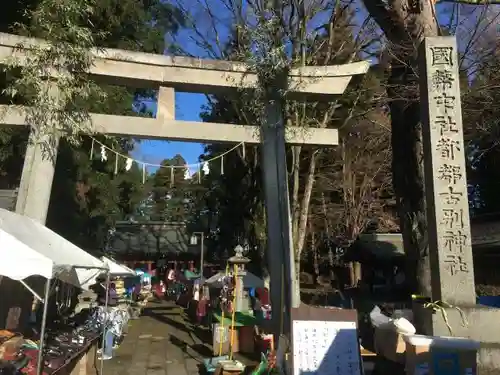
[0,106,339,146]
[0,33,369,100]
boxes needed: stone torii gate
[0,32,368,340]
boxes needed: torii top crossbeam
[0,33,369,146]
[0,32,369,225]
[0,32,369,99]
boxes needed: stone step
[479,343,500,373]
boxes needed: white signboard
[214,325,228,343]
[292,320,361,375]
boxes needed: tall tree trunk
[310,220,319,278]
[296,153,318,256]
[362,0,438,297]
[291,145,302,247]
[389,63,431,295]
[289,150,318,304]
[347,261,363,287]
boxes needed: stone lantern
[228,245,250,312]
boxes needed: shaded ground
[103,300,204,375]
[102,298,394,375]
[103,300,257,375]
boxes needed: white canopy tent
[0,208,108,375]
[79,256,137,290]
[102,256,136,276]
[0,208,107,286]
[120,263,137,275]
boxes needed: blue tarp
[134,269,152,284]
[124,276,141,290]
[478,296,500,307]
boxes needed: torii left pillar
[14,87,176,225]
[15,139,58,224]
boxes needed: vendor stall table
[51,335,100,375]
[0,208,109,375]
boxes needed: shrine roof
[108,221,202,255]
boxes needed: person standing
[90,277,107,306]
[167,267,176,283]
[108,283,118,307]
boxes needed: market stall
[80,256,136,293]
[121,269,153,313]
[204,247,268,359]
[205,271,264,290]
[103,257,136,304]
[116,263,136,277]
[102,257,136,277]
[74,256,140,366]
[0,208,109,375]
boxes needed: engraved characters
[429,43,471,278]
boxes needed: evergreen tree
[147,155,191,222]
[0,0,184,251]
[463,51,500,214]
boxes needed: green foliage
[1,0,184,151]
[0,127,29,189]
[91,0,184,53]
[47,136,145,250]
[147,155,191,222]
[3,0,107,151]
[0,0,184,252]
[463,53,500,214]
[195,140,264,261]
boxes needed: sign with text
[420,36,475,305]
[292,320,361,375]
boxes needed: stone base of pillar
[414,303,500,370]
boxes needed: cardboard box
[212,324,256,355]
[374,325,407,363]
[212,323,239,355]
[237,325,255,354]
[403,334,479,375]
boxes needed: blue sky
[132,92,207,174]
[131,0,330,173]
[131,0,232,174]
[131,2,482,174]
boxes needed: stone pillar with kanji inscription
[414,40,500,364]
[419,36,476,306]
[417,41,500,365]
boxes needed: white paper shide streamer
[100,145,107,161]
[89,137,240,185]
[184,166,192,180]
[125,158,133,171]
[202,161,210,175]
